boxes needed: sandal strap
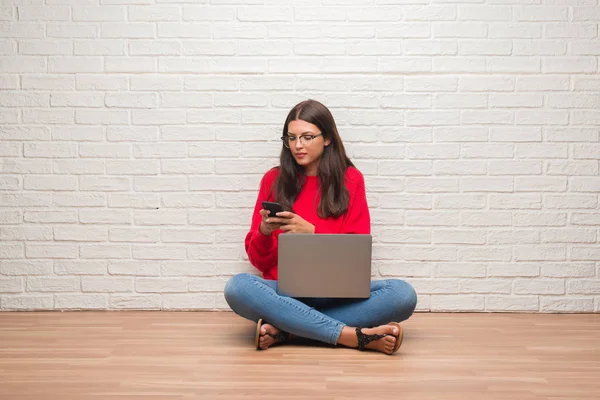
[355,327,387,351]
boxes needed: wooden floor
[0,312,599,400]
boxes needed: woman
[224,100,417,355]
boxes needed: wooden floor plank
[0,312,599,399]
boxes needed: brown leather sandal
[255,318,290,350]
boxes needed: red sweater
[245,166,371,280]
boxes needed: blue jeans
[224,273,418,345]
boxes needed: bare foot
[258,323,294,350]
[338,324,400,355]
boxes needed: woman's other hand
[269,211,315,234]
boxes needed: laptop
[277,234,372,299]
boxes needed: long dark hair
[273,99,354,219]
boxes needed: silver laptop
[277,234,372,299]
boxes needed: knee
[223,273,255,309]
[388,280,418,321]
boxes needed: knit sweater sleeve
[244,169,278,274]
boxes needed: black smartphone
[261,201,284,217]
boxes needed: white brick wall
[1,1,599,313]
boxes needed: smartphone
[261,201,284,217]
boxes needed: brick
[108,127,159,142]
[102,22,154,38]
[489,194,541,209]
[183,6,235,21]
[517,75,570,91]
[77,74,128,90]
[75,39,125,55]
[0,22,44,38]
[53,126,104,141]
[488,230,540,245]
[406,177,459,193]
[543,229,596,244]
[2,295,53,310]
[26,277,78,292]
[109,295,161,310]
[434,127,487,142]
[490,23,541,38]
[433,230,485,244]
[53,193,106,207]
[54,226,107,242]
[572,213,600,226]
[19,39,71,55]
[22,109,74,124]
[403,246,457,261]
[162,294,215,310]
[543,57,597,73]
[461,211,512,226]
[459,76,514,91]
[542,263,595,278]
[0,277,22,293]
[134,210,187,226]
[486,296,539,311]
[26,243,78,259]
[79,176,130,192]
[516,144,567,158]
[55,294,106,310]
[54,261,106,275]
[79,209,131,224]
[0,226,49,241]
[545,194,597,209]
[136,278,187,292]
[24,210,76,223]
[571,246,600,261]
[24,175,77,191]
[1,193,51,207]
[379,228,431,244]
[379,193,429,209]
[545,23,597,38]
[109,228,159,243]
[514,246,566,261]
[460,279,511,294]
[488,263,539,278]
[0,210,23,224]
[106,57,156,73]
[109,193,160,209]
[161,228,214,244]
[80,143,131,158]
[130,40,181,56]
[133,176,187,191]
[1,261,52,275]
[108,261,161,276]
[76,109,128,125]
[107,160,159,175]
[461,177,512,192]
[540,297,594,312]
[161,262,217,277]
[489,160,542,175]
[48,23,97,38]
[407,111,459,126]
[513,40,567,56]
[434,194,486,209]
[490,127,542,142]
[431,295,484,311]
[81,277,132,292]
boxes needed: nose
[294,139,304,150]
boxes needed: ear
[324,138,331,147]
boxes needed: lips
[295,153,307,159]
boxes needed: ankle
[337,326,359,348]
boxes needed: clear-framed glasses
[280,133,323,148]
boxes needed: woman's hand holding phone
[259,201,315,235]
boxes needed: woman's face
[286,119,330,176]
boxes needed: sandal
[355,322,403,354]
[255,318,291,350]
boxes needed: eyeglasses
[280,133,323,148]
